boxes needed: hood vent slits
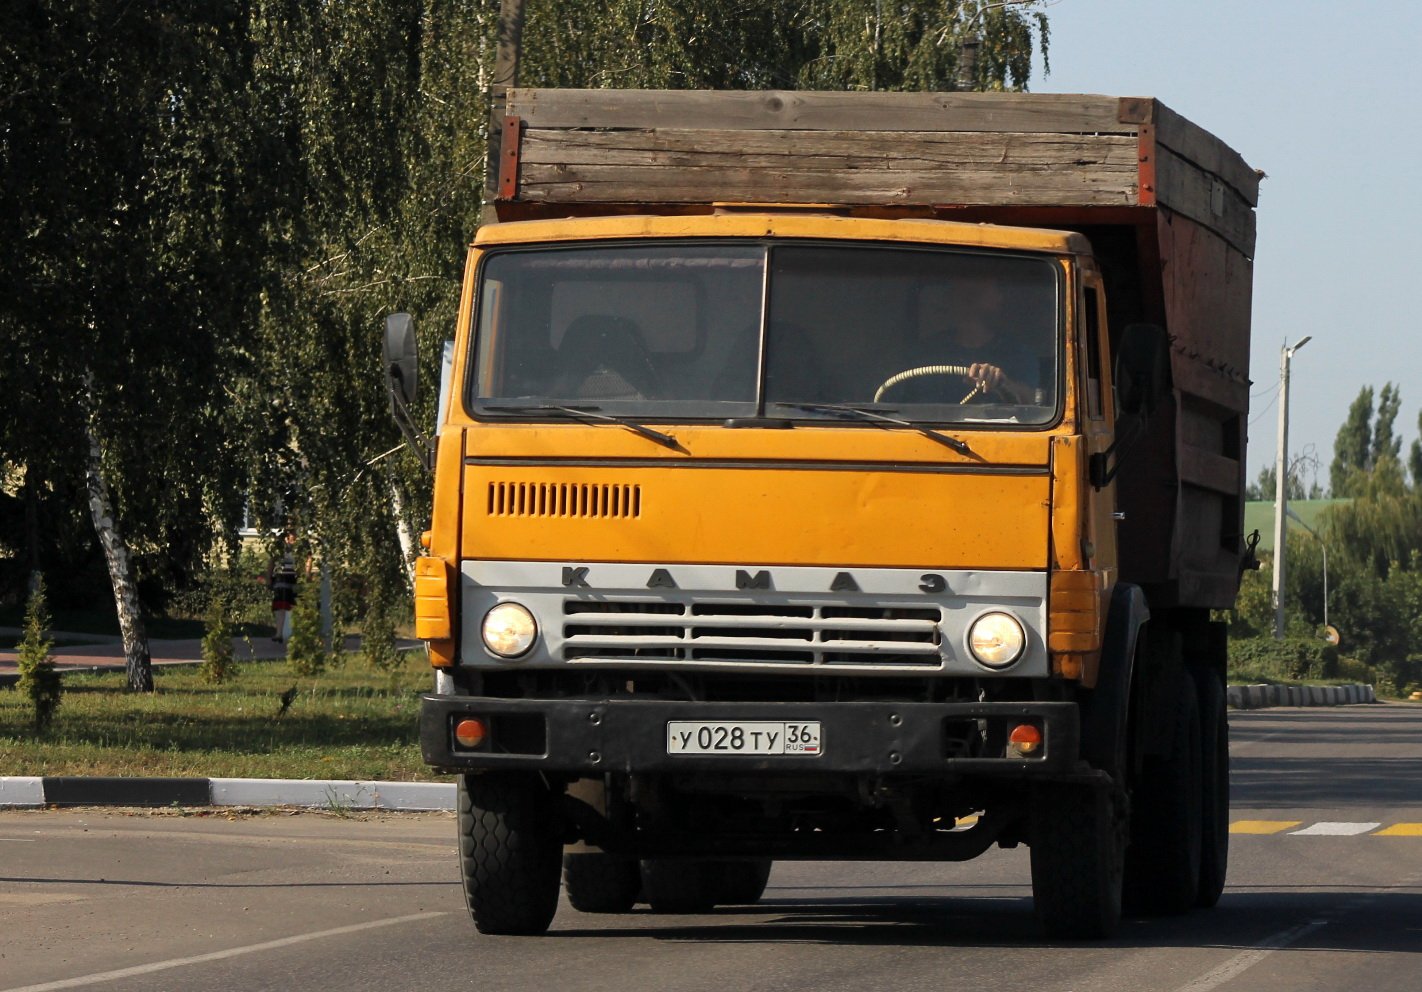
[488,481,642,519]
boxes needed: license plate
[667,721,822,756]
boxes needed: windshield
[471,241,1061,426]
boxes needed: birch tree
[2,2,267,688]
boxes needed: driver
[938,280,1034,403]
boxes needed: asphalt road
[2,705,1419,992]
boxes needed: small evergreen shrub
[16,578,62,732]
[200,586,237,684]
[285,580,326,677]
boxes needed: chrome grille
[561,599,942,666]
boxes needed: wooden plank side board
[509,89,1132,134]
[520,128,1140,170]
[516,128,1140,207]
[517,164,1141,207]
[1178,444,1243,496]
[1158,211,1253,406]
[1153,144,1257,256]
[1120,97,1259,206]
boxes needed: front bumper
[420,695,1082,777]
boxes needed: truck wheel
[1030,783,1125,939]
[1194,669,1230,907]
[1123,668,1203,916]
[458,773,563,935]
[640,859,716,914]
[563,853,641,914]
[710,859,773,905]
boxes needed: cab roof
[472,212,1092,256]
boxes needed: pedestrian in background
[269,551,297,643]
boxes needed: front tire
[458,773,563,935]
[1030,783,1125,939]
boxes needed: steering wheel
[873,364,992,404]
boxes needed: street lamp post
[1273,335,1311,639]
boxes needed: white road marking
[1288,821,1381,836]
[0,911,446,992]
[1174,866,1422,992]
[1172,919,1329,992]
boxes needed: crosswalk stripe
[1288,822,1381,836]
[1230,819,1422,836]
[1229,820,1301,834]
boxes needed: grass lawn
[0,653,440,781]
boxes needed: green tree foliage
[1326,458,1419,575]
[521,1,1048,92]
[1329,386,1373,497]
[2,1,1054,653]
[1228,636,1338,682]
[1410,409,1422,488]
[2,2,282,690]
[16,578,62,732]
[1372,383,1402,467]
[361,606,401,674]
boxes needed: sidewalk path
[0,627,289,677]
[0,630,419,681]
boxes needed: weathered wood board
[500,88,1259,256]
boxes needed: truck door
[1079,267,1119,578]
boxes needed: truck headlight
[967,612,1026,669]
[482,603,537,658]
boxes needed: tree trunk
[82,381,153,692]
[389,480,417,587]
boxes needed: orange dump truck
[383,89,1259,938]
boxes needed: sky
[1029,0,1422,491]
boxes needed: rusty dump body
[492,88,1258,610]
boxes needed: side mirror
[1114,323,1171,418]
[382,313,431,473]
[383,313,418,412]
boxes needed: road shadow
[546,887,1422,955]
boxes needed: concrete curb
[0,776,455,811]
[0,681,1384,808]
[1227,682,1377,710]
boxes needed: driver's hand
[966,363,1005,390]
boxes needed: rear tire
[458,773,563,935]
[1123,668,1203,916]
[1194,668,1230,907]
[640,859,716,914]
[563,852,642,914]
[1030,783,1125,939]
[710,859,773,905]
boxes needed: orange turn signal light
[1007,723,1042,757]
[454,718,487,749]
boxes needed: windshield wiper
[483,404,683,451]
[773,402,974,457]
